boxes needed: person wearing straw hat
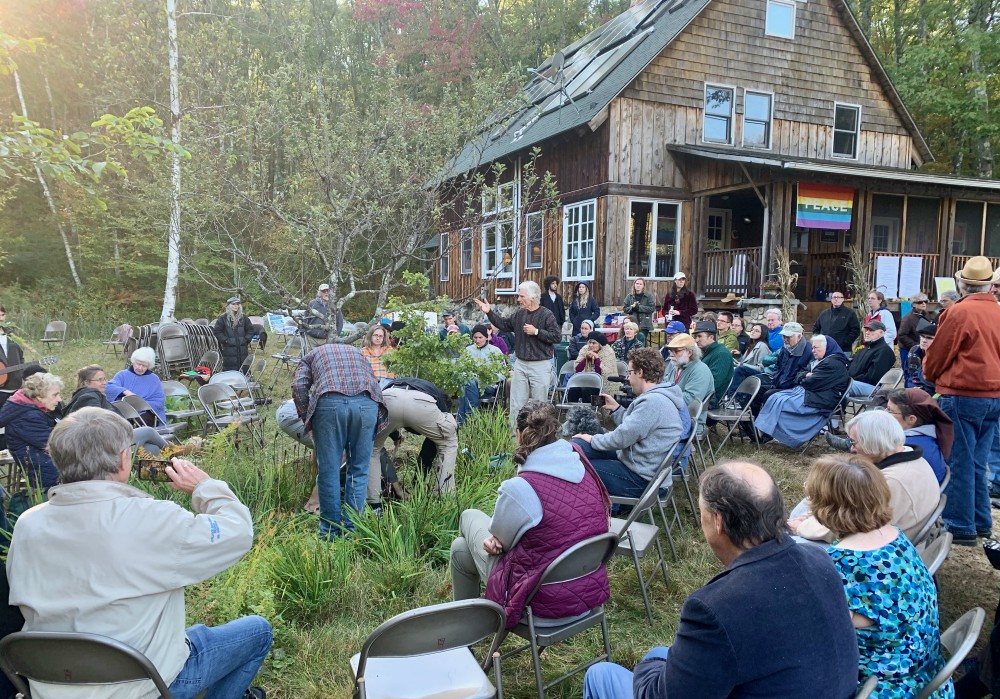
[923,256,1000,545]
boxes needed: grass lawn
[17,339,1000,698]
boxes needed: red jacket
[923,294,1000,398]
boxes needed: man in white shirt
[7,408,272,699]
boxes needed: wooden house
[435,0,1000,313]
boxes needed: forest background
[1,0,999,328]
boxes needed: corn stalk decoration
[773,246,799,322]
[845,244,871,323]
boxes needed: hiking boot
[245,687,266,699]
[825,432,852,451]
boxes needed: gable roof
[445,0,712,177]
[445,0,932,178]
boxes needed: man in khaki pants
[367,378,458,507]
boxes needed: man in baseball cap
[304,282,344,349]
[845,320,896,398]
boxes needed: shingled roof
[445,0,712,177]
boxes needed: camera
[608,376,636,409]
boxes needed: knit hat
[587,332,608,346]
[471,324,489,338]
[581,319,595,331]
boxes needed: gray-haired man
[474,281,561,429]
[7,407,272,698]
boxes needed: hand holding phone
[135,459,173,483]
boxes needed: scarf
[902,388,955,460]
[9,389,48,410]
[227,308,245,327]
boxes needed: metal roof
[670,145,1000,191]
[443,0,712,178]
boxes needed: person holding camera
[572,348,687,497]
[7,407,272,699]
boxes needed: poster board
[897,257,924,299]
[267,312,299,335]
[934,277,957,300]
[874,256,900,299]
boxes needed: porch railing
[703,247,762,297]
[866,252,939,298]
[950,255,1000,279]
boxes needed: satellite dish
[552,51,565,76]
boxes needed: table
[594,327,620,343]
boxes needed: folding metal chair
[161,380,207,426]
[799,382,852,455]
[615,360,628,377]
[39,321,67,352]
[556,372,603,415]
[155,323,193,378]
[706,375,762,457]
[209,371,257,411]
[691,395,715,475]
[111,400,147,428]
[198,383,264,447]
[918,531,952,577]
[117,395,183,438]
[500,532,618,698]
[914,607,986,699]
[610,467,671,622]
[846,368,903,415]
[103,324,132,358]
[350,599,505,699]
[939,465,950,493]
[855,676,878,698]
[550,360,577,403]
[0,631,205,699]
[911,493,947,549]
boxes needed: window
[482,221,515,287]
[870,194,903,252]
[439,231,450,281]
[563,200,597,280]
[743,91,772,149]
[706,208,731,250]
[628,200,680,278]
[460,228,473,274]
[765,0,795,39]
[904,197,939,254]
[703,85,734,144]
[833,103,860,159]
[525,212,543,268]
[497,182,515,213]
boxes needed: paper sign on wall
[897,257,924,299]
[874,256,900,299]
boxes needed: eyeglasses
[831,295,844,299]
[913,301,927,305]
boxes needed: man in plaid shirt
[293,342,387,540]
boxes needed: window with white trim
[765,0,795,39]
[439,231,450,281]
[833,103,860,159]
[482,220,516,288]
[743,91,772,149]
[460,228,473,274]
[525,212,543,268]
[563,200,597,280]
[703,85,734,144]
[628,200,681,278]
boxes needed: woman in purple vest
[450,400,611,629]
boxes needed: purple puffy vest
[485,458,611,629]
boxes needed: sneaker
[825,432,852,451]
[245,687,266,699]
[951,532,979,547]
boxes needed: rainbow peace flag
[796,183,854,230]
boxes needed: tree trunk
[969,0,993,178]
[14,70,83,288]
[162,0,183,321]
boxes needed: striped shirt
[292,343,387,432]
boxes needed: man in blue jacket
[583,461,859,699]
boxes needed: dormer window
[833,103,861,159]
[765,0,796,39]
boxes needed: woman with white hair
[791,409,939,543]
[0,372,64,489]
[754,334,850,449]
[611,321,644,362]
[105,347,166,424]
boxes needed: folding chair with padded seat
[609,467,672,623]
[500,532,618,699]
[556,372,603,415]
[132,426,170,456]
[846,368,903,415]
[198,383,264,448]
[918,531,952,577]
[914,607,986,699]
[0,631,206,699]
[911,493,946,549]
[103,324,133,358]
[161,381,207,426]
[706,375,762,458]
[122,395,186,438]
[350,599,505,699]
[39,321,67,352]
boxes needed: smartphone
[590,394,603,407]
[135,459,173,483]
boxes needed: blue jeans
[457,381,497,427]
[989,419,1000,490]
[167,616,273,699]
[939,395,1000,537]
[583,647,669,699]
[847,380,876,398]
[572,439,648,498]
[312,393,379,539]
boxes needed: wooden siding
[621,0,917,167]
